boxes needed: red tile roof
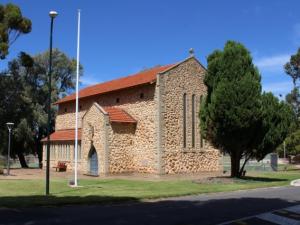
[42,107,136,142]
[55,64,174,105]
[41,129,81,142]
[104,107,136,123]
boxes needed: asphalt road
[0,186,299,225]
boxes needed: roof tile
[55,64,173,104]
[41,129,81,142]
[104,107,136,123]
[42,107,136,142]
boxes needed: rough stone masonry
[42,56,220,175]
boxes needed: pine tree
[200,41,293,177]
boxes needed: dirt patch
[193,176,237,184]
[0,168,224,181]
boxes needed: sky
[1,0,300,98]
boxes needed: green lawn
[0,170,299,207]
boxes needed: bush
[277,129,300,157]
[0,156,4,174]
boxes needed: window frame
[192,94,196,148]
[183,93,187,148]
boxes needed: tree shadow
[0,195,138,208]
[0,194,299,225]
[208,175,288,183]
[240,176,288,182]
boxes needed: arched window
[183,93,187,148]
[192,94,195,148]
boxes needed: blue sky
[1,0,300,97]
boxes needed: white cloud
[262,81,292,95]
[254,54,290,72]
[79,74,102,86]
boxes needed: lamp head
[49,11,58,18]
[6,122,14,130]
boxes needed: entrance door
[88,146,98,176]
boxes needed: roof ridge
[55,64,175,105]
[80,64,174,92]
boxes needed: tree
[285,88,300,121]
[275,49,300,158]
[277,129,300,157]
[200,41,293,177]
[0,3,31,59]
[0,49,82,167]
[284,48,300,119]
[285,48,300,88]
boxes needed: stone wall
[164,150,220,173]
[81,103,108,174]
[55,98,95,130]
[55,84,159,174]
[160,57,220,173]
[108,123,136,173]
[98,84,158,173]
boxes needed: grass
[0,170,299,207]
[277,163,299,171]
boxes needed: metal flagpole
[74,9,81,187]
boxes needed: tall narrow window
[53,145,56,159]
[183,93,187,148]
[66,145,70,160]
[192,94,195,148]
[59,145,62,159]
[74,144,81,160]
[61,145,63,159]
[200,95,204,148]
[56,145,59,159]
[78,144,81,159]
[50,145,53,157]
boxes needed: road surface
[0,186,300,225]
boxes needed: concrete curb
[291,179,300,187]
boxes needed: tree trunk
[239,155,251,177]
[230,153,241,178]
[17,152,28,168]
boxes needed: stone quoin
[41,56,220,175]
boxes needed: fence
[221,153,278,173]
[0,154,39,169]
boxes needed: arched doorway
[88,145,98,176]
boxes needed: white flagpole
[74,9,81,187]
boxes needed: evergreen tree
[201,41,293,177]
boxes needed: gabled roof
[55,64,174,105]
[41,129,82,142]
[103,107,136,123]
[42,107,136,142]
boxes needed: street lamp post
[46,10,58,196]
[6,122,14,176]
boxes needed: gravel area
[0,168,223,181]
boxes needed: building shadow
[0,193,299,225]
